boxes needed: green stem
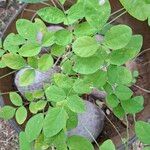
[0,70,16,80]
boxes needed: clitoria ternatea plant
[0,0,150,149]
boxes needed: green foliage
[135,121,150,144]
[0,106,16,120]
[9,92,23,106]
[0,0,147,149]
[16,19,37,40]
[72,36,99,57]
[114,85,133,101]
[43,108,67,137]
[67,135,94,150]
[104,25,132,50]
[55,29,73,46]
[19,132,31,150]
[45,85,66,102]
[119,0,150,22]
[2,53,26,69]
[25,113,44,142]
[15,106,27,124]
[66,95,85,113]
[99,139,116,150]
[19,68,35,86]
[38,54,53,72]
[37,7,65,24]
[107,65,132,85]
[19,43,41,57]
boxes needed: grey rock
[67,101,105,142]
[14,66,60,95]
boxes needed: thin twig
[125,115,129,150]
[110,8,125,16]
[81,124,100,148]
[105,11,127,27]
[133,85,150,93]
[0,70,16,79]
[24,8,36,13]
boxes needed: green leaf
[36,100,47,111]
[48,130,68,150]
[27,56,38,69]
[19,132,31,150]
[29,102,38,114]
[19,68,35,86]
[25,113,44,142]
[83,70,107,89]
[53,73,74,90]
[73,79,92,94]
[66,109,78,130]
[34,133,49,150]
[65,1,85,25]
[109,35,143,65]
[104,25,132,49]
[121,96,144,114]
[9,92,23,106]
[55,29,73,46]
[15,106,27,124]
[135,121,150,144]
[38,54,53,72]
[74,22,97,37]
[67,95,86,113]
[73,54,103,75]
[0,60,6,68]
[119,0,150,21]
[51,44,66,57]
[67,135,94,150]
[61,59,74,75]
[42,31,55,47]
[99,139,116,150]
[115,85,133,101]
[113,105,125,119]
[107,65,132,85]
[45,85,66,102]
[37,7,65,24]
[3,33,26,53]
[16,19,37,40]
[0,49,5,57]
[19,43,41,57]
[106,94,119,108]
[85,0,111,30]
[2,53,26,69]
[72,36,99,57]
[59,0,66,5]
[32,89,44,99]
[0,106,16,120]
[43,107,68,137]
[103,82,113,95]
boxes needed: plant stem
[105,11,127,27]
[0,70,16,80]
[81,124,100,148]
[0,90,19,96]
[102,111,124,143]
[110,8,125,16]
[134,85,150,93]
[125,115,129,150]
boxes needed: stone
[67,101,105,142]
[14,66,60,95]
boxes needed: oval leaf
[16,106,27,124]
[25,113,44,142]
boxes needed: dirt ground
[0,1,20,149]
